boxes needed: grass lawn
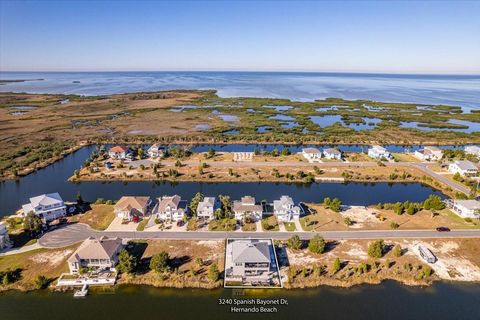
[2,217,23,232]
[241,221,256,231]
[69,204,115,230]
[209,218,236,231]
[284,222,296,231]
[393,153,421,162]
[439,209,480,229]
[0,245,78,291]
[262,215,279,231]
[136,218,149,231]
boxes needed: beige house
[114,196,151,221]
[233,196,263,221]
[67,236,123,273]
[301,148,322,163]
[414,146,443,161]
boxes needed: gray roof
[29,192,64,207]
[232,241,270,264]
[454,160,478,171]
[323,148,341,155]
[303,148,321,154]
[454,200,480,210]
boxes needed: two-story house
[273,196,302,222]
[67,236,123,273]
[230,240,271,277]
[233,196,263,221]
[147,143,165,158]
[448,160,478,177]
[368,145,391,160]
[0,222,12,250]
[108,146,130,159]
[114,196,151,221]
[196,197,219,220]
[22,192,67,223]
[155,195,188,222]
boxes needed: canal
[0,146,446,217]
[1,281,480,320]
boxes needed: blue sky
[1,1,479,73]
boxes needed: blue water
[1,72,479,110]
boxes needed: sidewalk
[0,243,42,256]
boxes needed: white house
[114,196,151,221]
[368,145,391,160]
[155,195,188,222]
[196,197,219,220]
[452,200,480,220]
[22,192,66,224]
[108,146,130,159]
[67,236,123,273]
[448,160,478,176]
[273,196,302,222]
[302,148,322,163]
[147,144,165,158]
[323,148,342,160]
[233,196,263,221]
[414,146,443,161]
[0,222,12,250]
[465,146,480,157]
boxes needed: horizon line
[1,69,479,76]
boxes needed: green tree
[281,148,290,156]
[23,212,42,235]
[207,148,215,158]
[393,244,402,257]
[423,195,445,210]
[344,217,353,226]
[34,275,50,289]
[393,202,404,215]
[368,240,385,258]
[189,192,204,216]
[323,197,332,207]
[150,251,170,273]
[308,235,326,254]
[330,198,342,212]
[117,249,136,274]
[208,263,219,282]
[287,235,302,250]
[76,192,84,205]
[331,258,341,273]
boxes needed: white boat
[73,284,88,298]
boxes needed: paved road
[405,162,470,194]
[38,223,480,248]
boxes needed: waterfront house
[368,145,391,160]
[465,145,480,157]
[196,197,219,220]
[21,192,66,224]
[233,196,263,221]
[0,222,12,250]
[273,196,302,221]
[108,146,130,159]
[323,148,342,160]
[147,143,165,158]
[452,200,480,220]
[229,240,271,277]
[233,152,254,161]
[301,148,322,163]
[67,236,123,273]
[114,196,151,221]
[155,195,188,222]
[448,160,478,176]
[414,146,443,161]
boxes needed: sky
[0,0,479,74]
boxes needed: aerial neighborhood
[2,141,480,295]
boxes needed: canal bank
[0,146,446,217]
[1,281,480,320]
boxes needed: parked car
[436,227,450,232]
[176,220,184,227]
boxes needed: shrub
[287,235,302,250]
[331,258,341,273]
[308,235,326,254]
[208,263,219,282]
[34,275,50,289]
[368,240,385,258]
[390,222,400,229]
[393,244,402,257]
[150,251,170,273]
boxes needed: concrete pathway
[0,243,42,256]
[293,219,303,231]
[278,222,286,232]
